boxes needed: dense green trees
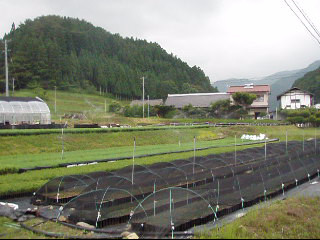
[0,15,217,99]
[281,108,320,127]
[293,67,320,104]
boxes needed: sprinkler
[241,198,245,210]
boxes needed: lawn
[195,197,320,239]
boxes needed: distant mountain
[0,15,216,99]
[293,67,320,104]
[213,60,320,110]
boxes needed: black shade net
[32,140,320,238]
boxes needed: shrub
[124,105,156,117]
[109,102,122,113]
[287,116,306,124]
[154,105,176,118]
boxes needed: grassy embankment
[196,197,320,239]
[0,217,93,239]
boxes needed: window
[255,95,264,102]
[291,99,300,104]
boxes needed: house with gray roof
[165,93,230,109]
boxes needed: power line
[291,0,320,39]
[283,0,320,47]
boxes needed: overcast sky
[1,0,320,82]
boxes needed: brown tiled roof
[227,85,271,93]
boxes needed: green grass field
[196,197,320,239]
[0,143,265,196]
[0,124,316,173]
[0,137,242,172]
[0,124,318,195]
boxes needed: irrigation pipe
[17,138,280,174]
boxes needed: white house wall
[280,90,312,110]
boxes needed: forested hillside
[293,67,320,104]
[0,15,216,99]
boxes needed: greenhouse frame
[0,97,51,125]
[32,140,320,238]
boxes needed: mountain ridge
[0,15,216,99]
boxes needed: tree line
[293,67,320,104]
[0,15,217,99]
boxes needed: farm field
[0,142,262,196]
[1,89,319,239]
[0,137,243,172]
[0,124,318,195]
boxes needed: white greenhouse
[0,97,51,125]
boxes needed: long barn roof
[165,93,230,108]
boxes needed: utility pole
[5,40,9,97]
[12,78,15,96]
[142,76,145,119]
[54,86,57,114]
[148,95,150,118]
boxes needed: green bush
[287,116,306,124]
[109,101,122,113]
[282,108,320,126]
[154,105,176,118]
[123,104,157,118]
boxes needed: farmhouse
[277,87,313,110]
[0,97,51,125]
[227,84,271,119]
[165,93,230,109]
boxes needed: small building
[130,99,163,107]
[0,97,51,125]
[277,87,313,110]
[165,93,230,109]
[227,84,271,119]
